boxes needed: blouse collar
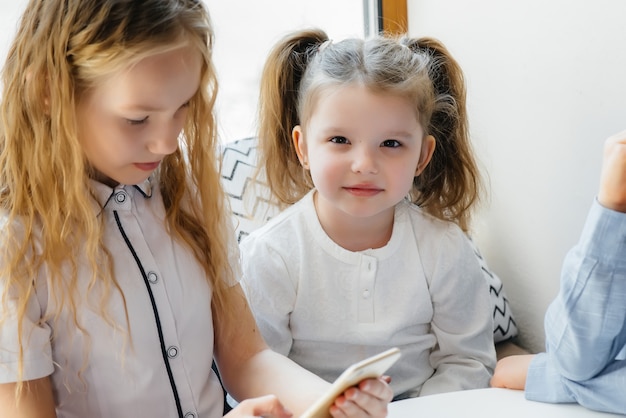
[89,177,153,215]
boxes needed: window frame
[380,0,408,34]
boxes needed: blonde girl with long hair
[0,2,392,417]
[240,28,497,400]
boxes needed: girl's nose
[351,147,378,174]
[147,124,180,156]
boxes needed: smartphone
[300,347,401,418]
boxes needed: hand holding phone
[300,347,401,418]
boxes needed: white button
[147,271,158,284]
[167,346,179,359]
[184,413,196,418]
[115,192,127,203]
[362,289,370,299]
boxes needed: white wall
[408,0,626,352]
[0,2,26,62]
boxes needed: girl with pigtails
[239,29,497,400]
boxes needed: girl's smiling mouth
[344,184,383,196]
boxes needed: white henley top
[241,190,496,399]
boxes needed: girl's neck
[313,191,394,252]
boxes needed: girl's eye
[330,136,349,144]
[126,116,149,126]
[381,139,401,148]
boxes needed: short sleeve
[239,235,297,356]
[0,274,54,383]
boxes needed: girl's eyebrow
[122,104,163,112]
[374,129,420,141]
[319,126,346,133]
[383,130,413,138]
[121,94,195,113]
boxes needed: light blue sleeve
[525,199,626,414]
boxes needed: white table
[388,388,622,417]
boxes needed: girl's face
[293,84,435,223]
[76,45,202,187]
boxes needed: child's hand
[329,377,393,418]
[598,129,626,212]
[226,394,293,418]
[490,354,536,390]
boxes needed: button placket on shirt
[142,261,181,368]
[142,257,188,411]
[144,252,190,413]
[107,186,204,418]
[111,185,203,416]
[357,256,377,323]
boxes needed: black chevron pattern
[220,137,280,243]
[220,137,519,343]
[471,241,519,342]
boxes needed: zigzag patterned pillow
[221,137,518,343]
[221,137,277,243]
[465,237,519,342]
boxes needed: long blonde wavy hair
[0,0,234,387]
[258,29,482,231]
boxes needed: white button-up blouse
[0,178,226,418]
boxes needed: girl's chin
[91,169,151,188]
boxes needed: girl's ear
[292,125,310,169]
[415,135,436,176]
